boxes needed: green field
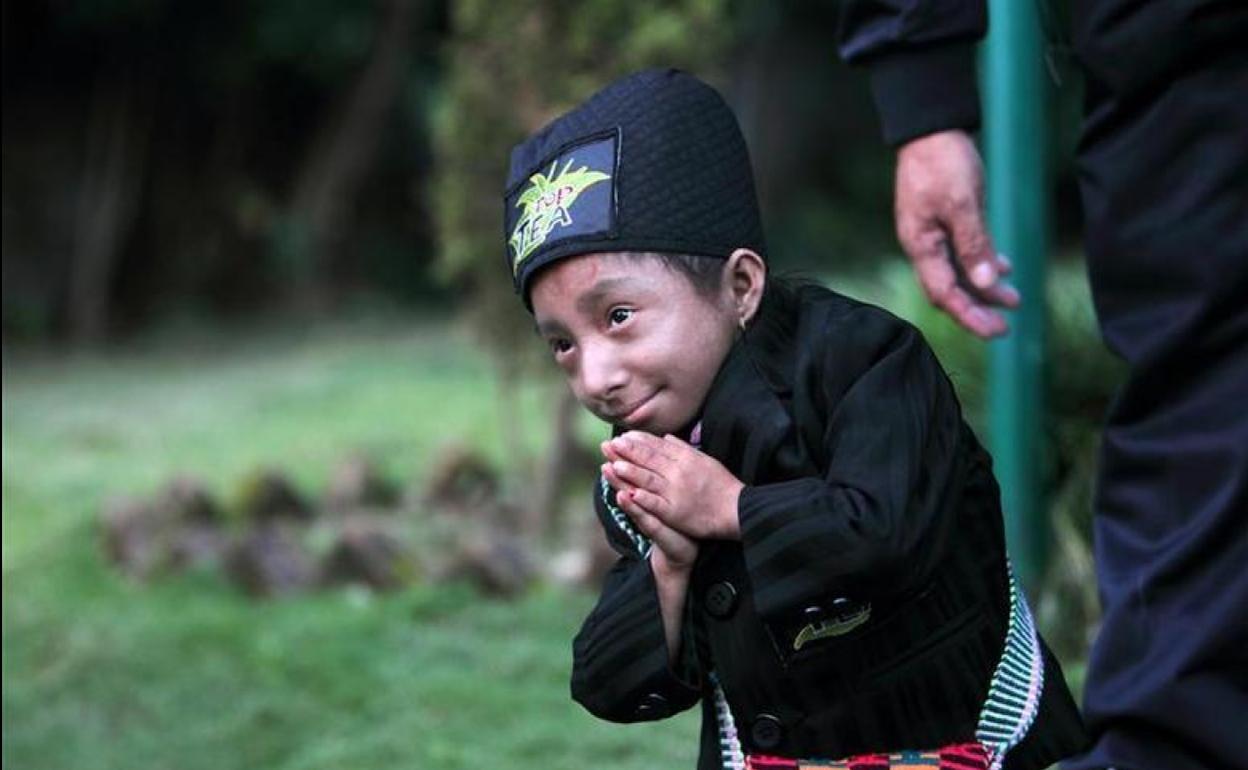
[2,318,698,769]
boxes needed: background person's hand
[894,129,1019,338]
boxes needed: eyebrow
[576,276,635,314]
[535,276,639,337]
[534,318,566,338]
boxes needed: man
[835,2,1248,770]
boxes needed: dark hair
[617,251,811,332]
[751,271,807,328]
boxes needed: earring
[738,316,747,332]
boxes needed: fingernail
[997,253,1013,271]
[613,460,627,473]
[970,307,995,329]
[1001,283,1021,305]
[971,262,996,289]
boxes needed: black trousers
[1065,18,1248,770]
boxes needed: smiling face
[530,252,742,435]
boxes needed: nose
[577,341,628,404]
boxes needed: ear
[721,248,767,325]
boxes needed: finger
[601,463,633,495]
[613,432,676,470]
[627,487,672,519]
[976,279,1021,309]
[917,259,1008,338]
[942,282,1009,338]
[622,496,661,536]
[946,193,1000,292]
[620,431,674,455]
[661,434,694,453]
[619,490,661,533]
[900,224,1007,338]
[978,251,1019,307]
[601,440,622,462]
[620,490,686,549]
[610,459,668,495]
[898,213,957,296]
[626,502,691,558]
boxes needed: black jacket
[571,284,1087,770]
[836,0,1248,146]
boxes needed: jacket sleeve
[836,0,987,146]
[570,476,701,722]
[737,306,966,623]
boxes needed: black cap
[504,68,765,308]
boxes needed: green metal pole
[983,0,1050,591]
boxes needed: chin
[613,392,695,436]
[614,418,662,435]
[629,411,690,437]
[613,411,666,435]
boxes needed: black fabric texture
[504,68,764,307]
[1063,19,1248,770]
[570,284,1088,769]
[835,0,987,145]
[865,43,982,146]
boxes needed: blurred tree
[50,2,162,343]
[1,0,1086,342]
[2,1,446,340]
[271,0,416,311]
[68,44,155,343]
[431,0,732,537]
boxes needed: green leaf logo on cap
[509,156,611,272]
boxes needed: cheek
[559,360,592,402]
[668,312,735,385]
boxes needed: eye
[548,338,573,357]
[607,307,633,326]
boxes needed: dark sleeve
[570,476,701,723]
[737,307,965,623]
[836,0,987,146]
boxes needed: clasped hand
[601,431,744,571]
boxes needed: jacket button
[751,713,783,749]
[635,692,669,719]
[704,581,738,619]
[803,605,825,622]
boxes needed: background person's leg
[1066,51,1248,770]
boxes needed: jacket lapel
[698,326,802,485]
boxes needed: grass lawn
[2,317,698,769]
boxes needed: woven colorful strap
[974,560,1044,770]
[745,742,989,770]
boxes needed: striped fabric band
[746,742,989,769]
[974,560,1045,770]
[712,672,747,770]
[601,474,651,558]
[685,422,748,770]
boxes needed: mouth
[610,391,658,425]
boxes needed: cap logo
[507,134,616,274]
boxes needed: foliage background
[4,1,1115,767]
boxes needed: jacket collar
[697,287,804,482]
